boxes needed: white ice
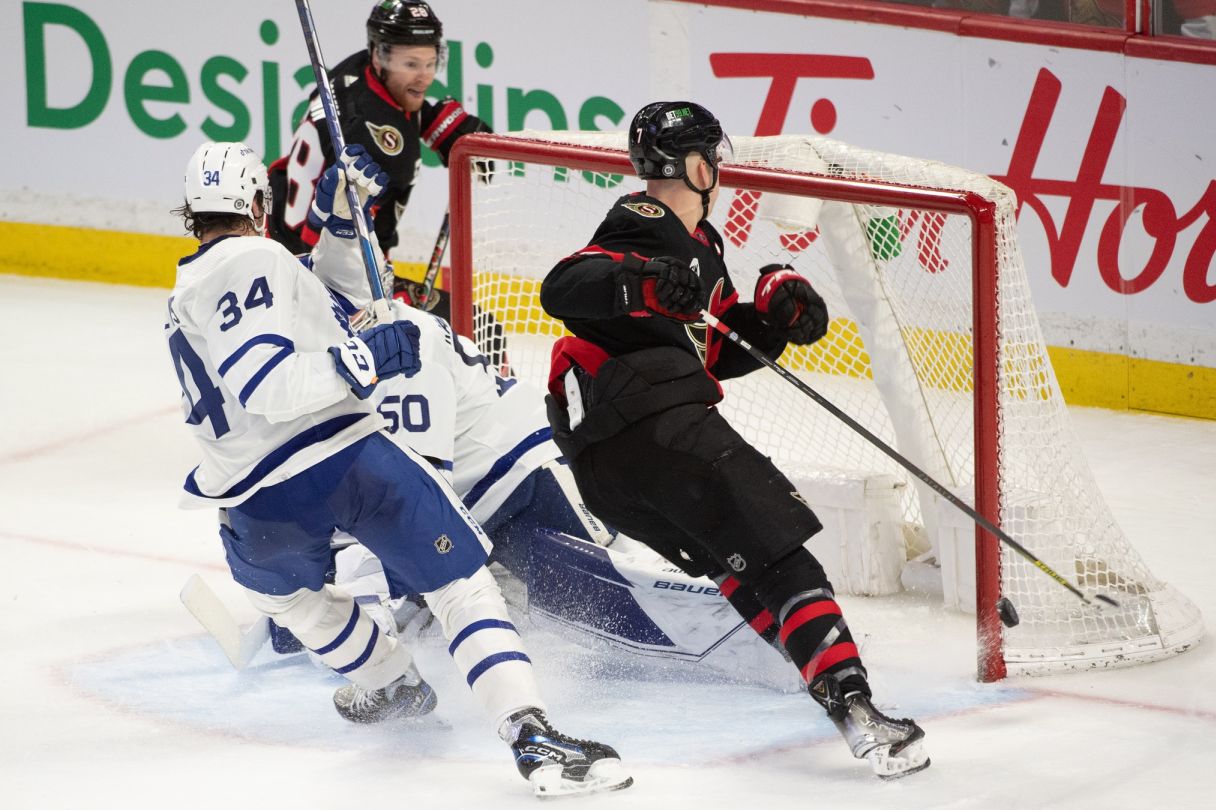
[1,275,1213,809]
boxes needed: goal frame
[448,132,1008,681]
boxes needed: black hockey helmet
[628,101,730,182]
[367,0,443,52]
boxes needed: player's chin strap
[681,161,719,223]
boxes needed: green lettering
[579,96,625,188]
[507,87,568,131]
[508,87,569,182]
[260,21,281,160]
[24,2,111,129]
[200,56,250,142]
[124,50,189,139]
[290,65,314,130]
[474,42,493,129]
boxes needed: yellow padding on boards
[0,221,192,289]
[2,221,1211,420]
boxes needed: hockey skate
[501,708,633,798]
[333,669,438,724]
[811,674,930,780]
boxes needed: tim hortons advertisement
[1,0,1213,373]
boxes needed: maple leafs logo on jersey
[622,202,664,219]
[366,122,405,156]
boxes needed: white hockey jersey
[307,235,561,523]
[165,234,382,508]
[374,301,561,523]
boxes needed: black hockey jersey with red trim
[267,50,485,255]
[540,192,786,382]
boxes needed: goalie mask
[367,0,443,52]
[183,141,270,233]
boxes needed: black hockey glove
[620,255,704,322]
[754,264,829,345]
[423,98,494,181]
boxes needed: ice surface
[1,275,1213,808]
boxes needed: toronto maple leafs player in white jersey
[165,141,631,798]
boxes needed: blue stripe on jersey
[237,345,294,406]
[178,234,241,266]
[463,428,553,508]
[313,605,361,655]
[447,618,518,656]
[183,412,369,501]
[218,334,294,376]
[466,651,531,687]
[334,628,379,675]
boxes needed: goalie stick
[293,0,391,327]
[179,573,270,670]
[700,309,1120,610]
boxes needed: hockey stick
[294,0,392,327]
[700,309,1119,610]
[404,208,450,312]
[180,573,270,670]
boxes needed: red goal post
[445,131,1202,683]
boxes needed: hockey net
[446,131,1203,681]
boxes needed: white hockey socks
[423,566,546,734]
[245,584,415,690]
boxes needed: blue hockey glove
[307,145,389,239]
[329,320,422,399]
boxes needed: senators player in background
[268,1,488,261]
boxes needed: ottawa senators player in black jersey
[540,101,930,780]
[267,1,488,257]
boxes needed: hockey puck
[996,597,1020,628]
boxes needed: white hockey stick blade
[530,759,634,800]
[180,573,270,670]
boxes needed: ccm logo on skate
[653,581,720,596]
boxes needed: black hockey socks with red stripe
[713,572,782,650]
[750,547,868,694]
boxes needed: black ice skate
[810,673,930,780]
[333,671,438,723]
[502,708,633,798]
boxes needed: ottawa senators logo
[684,276,724,366]
[622,201,665,218]
[366,121,404,156]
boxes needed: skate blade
[868,738,931,781]
[530,759,634,800]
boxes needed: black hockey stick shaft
[293,0,390,320]
[420,208,451,301]
[407,209,450,311]
[701,310,1118,609]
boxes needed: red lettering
[998,68,1216,303]
[710,53,872,249]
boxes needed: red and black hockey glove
[423,97,494,181]
[755,264,829,345]
[621,255,704,322]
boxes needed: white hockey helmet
[183,141,270,230]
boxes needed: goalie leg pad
[246,584,413,690]
[423,566,545,731]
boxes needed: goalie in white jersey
[165,141,631,798]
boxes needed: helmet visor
[714,133,734,166]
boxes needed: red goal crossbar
[448,133,1008,681]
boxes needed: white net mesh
[455,131,1203,676]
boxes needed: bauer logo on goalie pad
[727,553,747,572]
[366,122,404,156]
[435,534,453,554]
[622,202,665,219]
